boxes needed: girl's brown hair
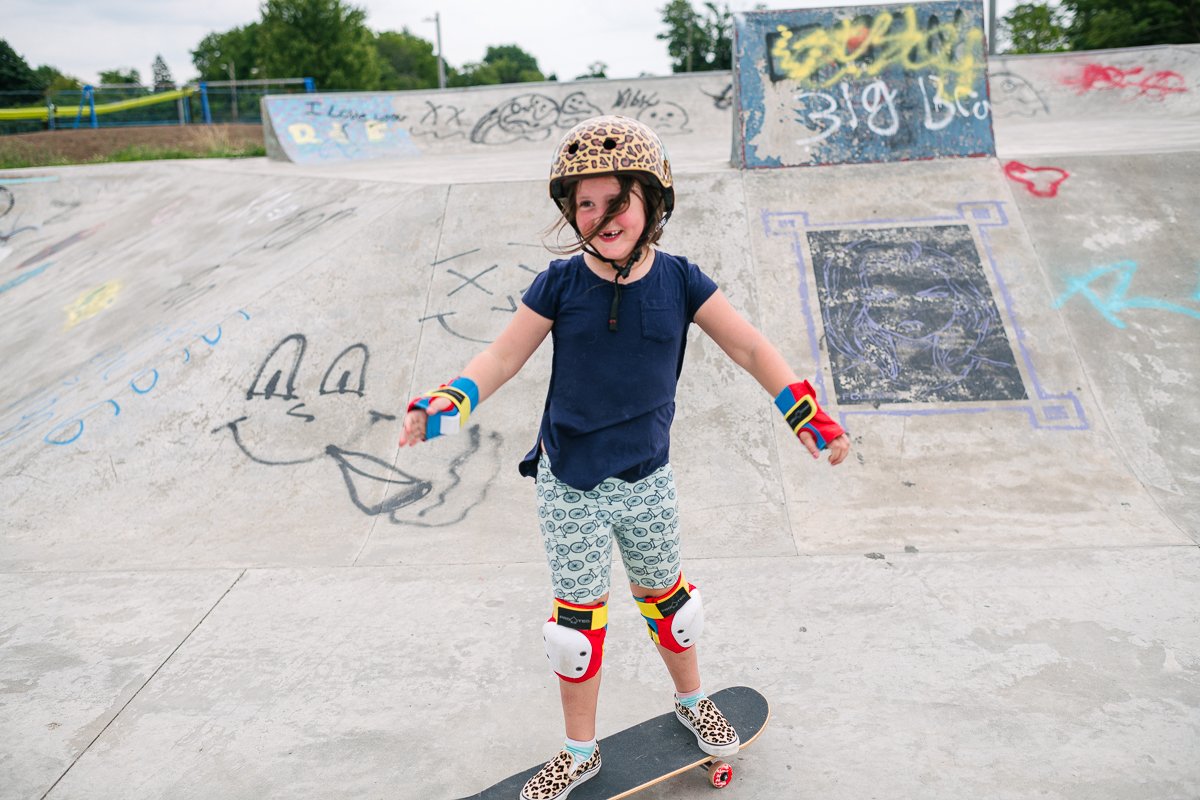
[547,175,668,257]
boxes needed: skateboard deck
[456,686,769,799]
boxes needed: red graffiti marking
[1004,161,1070,198]
[15,223,104,270]
[1063,64,1188,100]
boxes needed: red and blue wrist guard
[407,376,479,440]
[774,380,845,450]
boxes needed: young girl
[401,116,850,800]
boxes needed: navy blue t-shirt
[519,250,719,491]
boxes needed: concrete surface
[2,41,1198,800]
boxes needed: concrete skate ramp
[3,46,1199,800]
[993,44,1200,156]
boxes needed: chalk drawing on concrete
[419,245,543,344]
[0,311,251,451]
[215,334,502,526]
[1003,161,1070,198]
[64,281,121,329]
[763,201,1087,430]
[808,224,1026,404]
[989,70,1050,118]
[1054,260,1200,329]
[0,185,38,246]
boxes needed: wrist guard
[407,376,479,440]
[774,380,845,450]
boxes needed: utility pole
[988,0,998,55]
[687,18,694,72]
[425,12,447,89]
[226,60,239,122]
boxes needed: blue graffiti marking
[130,369,159,394]
[44,400,121,446]
[1054,261,1200,329]
[0,261,54,295]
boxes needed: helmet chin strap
[580,234,649,333]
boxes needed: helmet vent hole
[603,138,617,150]
[568,143,580,155]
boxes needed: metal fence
[0,79,314,135]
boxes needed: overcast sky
[6,0,1020,87]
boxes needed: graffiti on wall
[1063,64,1189,100]
[763,201,1086,429]
[266,80,717,162]
[265,96,422,163]
[1054,261,1200,329]
[213,334,503,526]
[989,70,1050,118]
[808,224,1026,404]
[735,2,995,168]
[470,91,603,145]
[767,5,985,99]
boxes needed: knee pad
[543,598,607,683]
[634,573,704,653]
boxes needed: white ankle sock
[564,736,596,767]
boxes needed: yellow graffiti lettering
[287,123,320,144]
[329,123,349,144]
[770,6,984,100]
[65,281,121,329]
[365,120,388,142]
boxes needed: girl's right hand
[399,396,453,446]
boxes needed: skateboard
[456,686,769,799]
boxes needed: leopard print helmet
[549,115,674,219]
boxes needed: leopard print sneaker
[675,696,740,757]
[519,746,601,800]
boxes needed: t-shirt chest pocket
[641,303,680,343]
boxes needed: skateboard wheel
[707,761,733,788]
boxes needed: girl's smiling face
[573,176,647,264]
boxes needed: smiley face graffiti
[215,334,502,526]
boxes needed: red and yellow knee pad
[543,598,608,683]
[634,573,704,653]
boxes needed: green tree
[448,44,545,87]
[0,39,40,102]
[192,24,262,81]
[1000,3,1071,53]
[1062,0,1199,49]
[1003,0,1199,53]
[258,0,383,90]
[482,44,545,84]
[151,55,175,90]
[32,65,82,94]
[375,28,443,90]
[99,68,142,85]
[657,0,734,72]
[575,61,608,80]
[449,61,501,87]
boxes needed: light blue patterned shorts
[536,454,682,604]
